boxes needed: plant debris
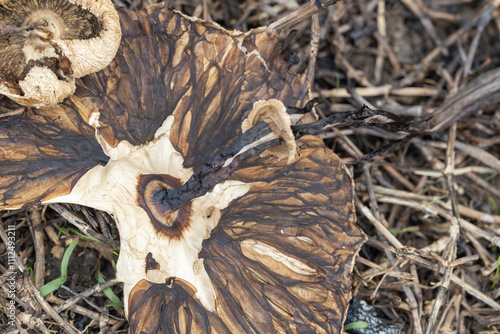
[1,0,500,333]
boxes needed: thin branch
[29,207,45,289]
[425,123,460,334]
[306,11,320,93]
[48,204,114,245]
[52,280,120,314]
[464,4,494,76]
[267,0,341,34]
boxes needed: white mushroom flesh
[47,115,252,315]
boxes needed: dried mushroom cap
[0,0,120,108]
[0,2,365,333]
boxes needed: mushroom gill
[0,0,120,108]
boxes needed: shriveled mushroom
[0,0,121,108]
[0,0,367,332]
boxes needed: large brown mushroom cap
[0,2,366,333]
[126,139,362,333]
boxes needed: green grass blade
[98,263,124,308]
[59,227,102,243]
[60,239,78,279]
[39,277,66,297]
[38,239,78,297]
[344,321,369,330]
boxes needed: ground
[1,0,500,333]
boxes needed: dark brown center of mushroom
[137,174,192,238]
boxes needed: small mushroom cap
[0,0,121,108]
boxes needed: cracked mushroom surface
[0,1,366,333]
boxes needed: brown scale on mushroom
[0,0,367,333]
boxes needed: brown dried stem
[400,0,447,56]
[425,123,460,334]
[355,196,424,334]
[29,207,45,289]
[427,67,500,133]
[463,5,494,76]
[268,0,340,33]
[50,279,120,314]
[306,11,320,93]
[48,204,112,244]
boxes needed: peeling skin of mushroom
[0,0,121,108]
[242,99,298,164]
